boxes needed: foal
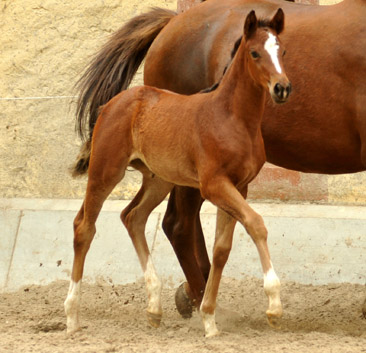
[65,9,291,337]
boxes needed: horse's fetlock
[264,277,280,296]
[264,268,281,299]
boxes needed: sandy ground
[1,277,366,353]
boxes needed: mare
[64,9,291,337]
[75,0,366,318]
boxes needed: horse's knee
[244,213,268,242]
[212,241,232,268]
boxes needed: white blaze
[264,32,282,74]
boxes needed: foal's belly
[130,150,201,188]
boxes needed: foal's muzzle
[271,82,292,104]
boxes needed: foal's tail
[75,7,176,141]
[71,140,91,177]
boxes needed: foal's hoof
[266,313,282,330]
[66,323,81,335]
[147,311,162,328]
[205,327,220,338]
[175,282,194,319]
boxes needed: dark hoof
[362,298,366,319]
[175,283,194,319]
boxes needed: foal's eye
[282,50,286,57]
[250,51,260,59]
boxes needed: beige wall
[1,0,175,199]
[2,0,365,204]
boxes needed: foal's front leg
[200,209,237,337]
[200,178,282,336]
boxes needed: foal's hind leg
[65,142,130,333]
[121,173,173,327]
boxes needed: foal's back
[98,85,217,187]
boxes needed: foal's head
[243,9,291,104]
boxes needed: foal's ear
[244,10,258,40]
[269,8,285,35]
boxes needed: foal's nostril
[274,83,284,98]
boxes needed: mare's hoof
[175,282,194,319]
[146,311,162,328]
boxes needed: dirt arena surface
[1,277,366,353]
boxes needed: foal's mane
[199,18,272,94]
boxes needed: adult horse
[75,0,366,318]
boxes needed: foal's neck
[213,40,266,131]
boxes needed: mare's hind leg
[163,187,210,316]
[65,141,130,334]
[199,179,282,337]
[121,172,173,327]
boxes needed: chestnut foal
[65,9,291,337]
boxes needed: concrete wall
[2,0,365,205]
[2,199,366,292]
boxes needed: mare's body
[145,0,366,173]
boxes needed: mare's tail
[75,7,176,141]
